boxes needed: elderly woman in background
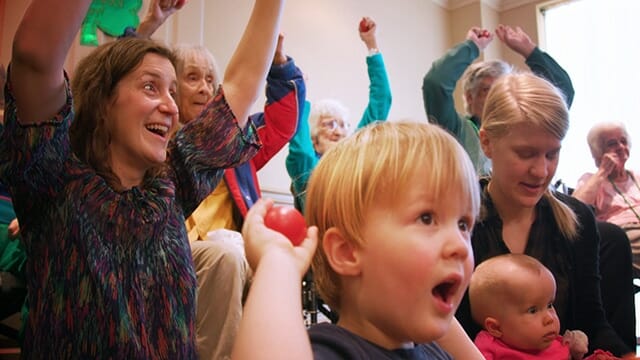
[574,121,640,277]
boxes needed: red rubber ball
[264,206,307,246]
[359,19,370,32]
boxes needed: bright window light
[542,0,640,189]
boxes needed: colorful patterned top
[0,76,260,358]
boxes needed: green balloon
[80,0,143,46]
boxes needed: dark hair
[70,38,177,190]
[0,64,6,107]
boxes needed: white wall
[2,1,555,195]
[151,0,450,194]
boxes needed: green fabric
[422,40,490,176]
[422,40,575,177]
[0,223,26,277]
[0,198,16,224]
[286,53,392,212]
[0,222,27,343]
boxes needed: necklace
[609,170,640,222]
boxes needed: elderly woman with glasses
[286,16,392,212]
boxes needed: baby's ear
[322,227,361,276]
[484,317,503,338]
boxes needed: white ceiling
[432,0,541,11]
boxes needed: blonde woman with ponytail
[454,72,637,358]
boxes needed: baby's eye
[526,306,538,314]
[419,213,434,225]
[546,302,554,309]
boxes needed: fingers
[299,226,318,254]
[600,154,618,175]
[7,218,19,238]
[158,0,185,11]
[359,16,376,33]
[272,33,287,65]
[276,33,285,49]
[495,24,509,41]
[295,226,318,274]
[467,27,493,50]
[245,198,273,230]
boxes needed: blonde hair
[306,120,480,312]
[469,254,552,327]
[480,72,578,240]
[586,121,630,167]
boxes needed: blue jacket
[225,57,306,219]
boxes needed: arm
[435,318,484,360]
[422,28,489,136]
[232,198,317,360]
[285,101,316,212]
[10,0,91,125]
[573,173,602,207]
[135,0,186,38]
[357,17,392,128]
[496,24,575,108]
[223,0,285,128]
[1,1,80,201]
[573,154,618,205]
[251,34,306,170]
[170,90,261,216]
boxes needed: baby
[469,253,597,359]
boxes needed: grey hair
[586,121,630,167]
[461,60,512,115]
[173,44,221,90]
[309,99,350,139]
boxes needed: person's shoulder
[552,191,594,219]
[417,342,454,360]
[308,324,452,360]
[309,323,374,359]
[578,172,595,181]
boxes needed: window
[541,0,640,188]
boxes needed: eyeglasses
[319,119,349,131]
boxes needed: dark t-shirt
[309,323,452,360]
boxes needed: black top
[308,323,452,360]
[456,178,631,356]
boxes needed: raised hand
[599,152,624,180]
[137,0,188,38]
[358,16,378,51]
[272,33,287,66]
[466,27,493,51]
[495,24,536,58]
